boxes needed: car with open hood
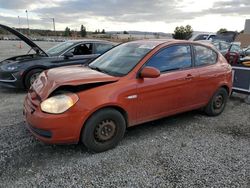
[0,24,116,89]
[24,39,232,152]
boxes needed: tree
[80,25,87,37]
[123,31,129,34]
[64,27,71,36]
[217,28,227,34]
[101,29,105,34]
[172,25,193,40]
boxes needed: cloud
[0,14,52,29]
[35,0,200,23]
[209,0,250,15]
[0,0,249,31]
[0,0,31,9]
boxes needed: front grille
[0,72,15,81]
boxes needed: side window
[67,43,93,55]
[95,43,113,54]
[194,45,217,66]
[146,45,192,72]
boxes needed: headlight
[6,66,18,71]
[41,92,79,114]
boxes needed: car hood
[0,24,48,56]
[32,65,120,100]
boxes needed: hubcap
[94,120,116,142]
[214,94,224,109]
[30,72,41,85]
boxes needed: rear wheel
[24,69,43,89]
[205,88,228,116]
[81,108,126,153]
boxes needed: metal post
[17,16,22,48]
[52,18,56,35]
[25,10,30,36]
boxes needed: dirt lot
[0,40,59,61]
[0,41,250,187]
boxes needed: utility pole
[25,10,30,36]
[51,18,56,35]
[17,16,22,48]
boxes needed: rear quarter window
[194,45,218,66]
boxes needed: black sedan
[0,24,115,89]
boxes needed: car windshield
[46,41,75,56]
[89,42,156,76]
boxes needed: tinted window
[146,45,192,72]
[194,45,217,66]
[95,43,113,54]
[67,43,93,55]
[46,41,75,56]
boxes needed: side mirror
[140,66,160,78]
[64,52,74,59]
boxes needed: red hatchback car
[24,40,232,152]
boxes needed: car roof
[126,39,216,48]
[66,39,115,44]
[127,39,185,45]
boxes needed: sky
[0,0,249,33]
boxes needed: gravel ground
[0,87,249,187]
[0,41,250,187]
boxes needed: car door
[51,43,98,66]
[136,45,199,124]
[192,44,221,105]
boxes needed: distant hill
[107,30,172,36]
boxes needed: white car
[189,33,216,41]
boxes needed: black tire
[24,69,43,89]
[81,108,126,153]
[205,88,228,116]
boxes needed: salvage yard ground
[0,41,249,187]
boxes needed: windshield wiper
[89,65,102,72]
[88,65,122,77]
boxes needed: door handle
[185,74,194,80]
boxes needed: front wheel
[204,88,228,116]
[81,108,126,153]
[24,69,43,89]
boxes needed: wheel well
[89,106,128,127]
[221,85,230,94]
[79,106,128,142]
[22,67,45,87]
